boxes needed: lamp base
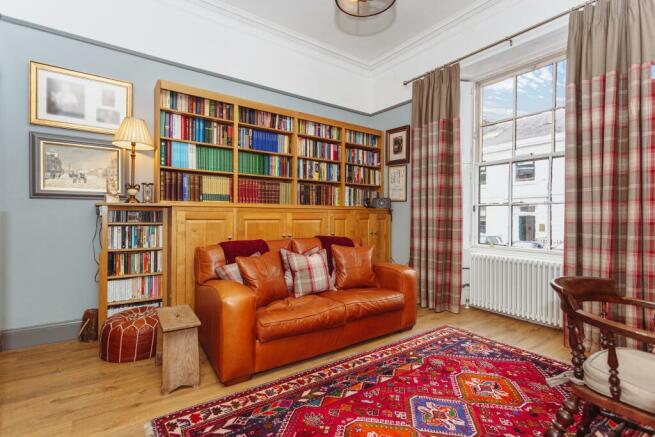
[125,184,141,203]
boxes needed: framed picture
[386,125,410,165]
[29,61,133,134]
[388,165,407,202]
[30,132,125,199]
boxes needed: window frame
[474,54,566,253]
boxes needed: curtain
[564,0,655,348]
[410,65,462,313]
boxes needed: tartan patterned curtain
[565,0,655,348]
[410,65,462,313]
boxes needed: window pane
[513,159,549,202]
[482,121,512,161]
[482,78,513,123]
[479,206,508,246]
[555,108,565,152]
[556,60,567,107]
[517,65,553,116]
[479,164,509,203]
[552,157,564,202]
[516,111,553,156]
[512,204,548,249]
[551,204,564,250]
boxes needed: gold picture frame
[29,61,133,135]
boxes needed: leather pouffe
[100,306,159,363]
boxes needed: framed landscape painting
[30,132,125,199]
[386,125,410,165]
[30,61,133,134]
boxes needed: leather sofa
[195,237,417,385]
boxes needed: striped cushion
[280,247,320,292]
[287,249,333,297]
[215,252,261,284]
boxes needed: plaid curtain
[410,65,462,313]
[564,0,655,348]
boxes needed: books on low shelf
[239,107,293,131]
[160,112,233,145]
[107,276,162,303]
[108,210,162,223]
[297,138,340,161]
[346,148,380,167]
[160,89,233,120]
[160,170,232,202]
[239,128,290,154]
[346,187,380,207]
[346,130,379,147]
[238,152,291,177]
[298,159,340,182]
[346,166,381,186]
[298,120,341,140]
[238,178,292,204]
[298,183,341,206]
[160,140,233,172]
[109,225,162,249]
[108,250,162,276]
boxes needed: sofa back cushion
[332,245,377,289]
[220,239,269,264]
[316,236,354,273]
[237,250,288,307]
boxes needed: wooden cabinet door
[370,213,391,263]
[328,211,354,238]
[287,212,328,239]
[236,210,288,240]
[353,212,374,246]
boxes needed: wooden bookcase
[154,80,384,207]
[96,203,169,328]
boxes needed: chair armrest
[195,279,256,383]
[576,309,655,345]
[374,263,417,329]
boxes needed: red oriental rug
[147,326,638,436]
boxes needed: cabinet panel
[237,211,287,240]
[287,212,328,239]
[370,213,391,263]
[353,212,374,246]
[328,211,354,238]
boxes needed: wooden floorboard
[0,308,569,436]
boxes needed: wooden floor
[0,308,569,436]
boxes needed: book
[297,159,340,182]
[238,179,291,204]
[346,148,380,167]
[238,128,290,154]
[160,170,232,202]
[160,140,233,172]
[108,250,162,276]
[239,107,293,131]
[297,138,340,161]
[238,152,291,177]
[346,165,381,186]
[108,225,162,249]
[298,120,341,140]
[108,210,162,223]
[345,187,380,206]
[107,275,162,303]
[160,89,233,120]
[346,129,378,147]
[298,183,341,206]
[160,112,233,145]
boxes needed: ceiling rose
[335,0,396,18]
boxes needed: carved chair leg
[576,401,598,437]
[545,395,579,437]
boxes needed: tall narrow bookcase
[344,128,383,206]
[96,203,168,328]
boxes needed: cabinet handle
[227,235,233,240]
[330,232,335,236]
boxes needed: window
[476,57,566,251]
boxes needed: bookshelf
[96,203,168,328]
[154,80,384,206]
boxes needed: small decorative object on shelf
[112,117,154,203]
[142,183,154,203]
[105,176,120,203]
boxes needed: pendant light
[335,0,396,18]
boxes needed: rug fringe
[144,421,155,437]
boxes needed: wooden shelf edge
[346,162,382,170]
[108,222,164,226]
[108,247,164,253]
[161,166,233,176]
[160,107,233,124]
[108,272,163,280]
[297,133,342,143]
[298,156,341,164]
[107,297,163,307]
[160,137,234,150]
[238,122,293,135]
[237,147,292,157]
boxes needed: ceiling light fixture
[335,0,396,18]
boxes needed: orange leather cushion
[332,245,377,289]
[237,250,288,307]
[319,288,404,321]
[256,295,346,342]
[268,239,293,253]
[291,238,322,253]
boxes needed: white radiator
[469,252,563,328]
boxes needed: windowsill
[469,245,563,262]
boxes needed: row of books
[346,166,381,186]
[346,148,380,167]
[107,276,162,303]
[346,130,379,147]
[160,90,233,120]
[238,179,292,204]
[298,159,340,182]
[160,112,232,145]
[239,107,293,131]
[297,138,340,161]
[160,170,232,202]
[239,128,290,154]
[108,210,162,223]
[345,187,380,207]
[160,140,233,172]
[298,183,341,206]
[298,120,341,140]
[108,302,161,317]
[108,225,163,250]
[238,152,291,177]
[108,251,162,276]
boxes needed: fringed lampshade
[112,117,153,151]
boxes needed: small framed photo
[30,132,125,199]
[388,165,407,202]
[386,125,410,165]
[30,61,133,134]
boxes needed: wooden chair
[546,277,655,437]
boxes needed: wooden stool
[155,305,201,395]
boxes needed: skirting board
[0,319,81,351]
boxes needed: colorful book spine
[297,183,341,206]
[238,179,292,204]
[108,225,163,250]
[108,251,162,276]
[238,152,291,177]
[239,107,293,131]
[238,128,290,154]
[346,130,378,147]
[108,210,162,222]
[160,90,233,120]
[160,140,233,172]
[297,138,340,161]
[298,120,341,140]
[107,275,162,303]
[346,148,380,167]
[345,187,380,206]
[346,165,381,186]
[201,175,233,201]
[297,159,340,182]
[159,170,232,202]
[159,111,233,145]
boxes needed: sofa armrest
[195,279,256,384]
[374,263,417,329]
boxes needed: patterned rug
[149,326,585,436]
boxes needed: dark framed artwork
[388,165,407,202]
[30,132,125,199]
[386,125,410,165]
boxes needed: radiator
[469,253,563,328]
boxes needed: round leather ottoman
[100,306,160,363]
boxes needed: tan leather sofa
[195,237,417,385]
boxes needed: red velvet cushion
[219,239,269,264]
[316,235,354,273]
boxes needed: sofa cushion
[215,252,261,284]
[286,249,334,297]
[320,288,404,321]
[583,347,655,413]
[332,245,377,289]
[220,239,269,264]
[316,236,354,273]
[237,250,288,307]
[256,295,346,342]
[280,246,320,292]
[291,238,322,254]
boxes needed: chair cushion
[332,245,377,289]
[583,347,655,413]
[237,250,288,307]
[256,295,346,342]
[320,288,404,321]
[285,249,334,297]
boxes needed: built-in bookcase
[154,80,383,206]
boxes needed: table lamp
[112,117,154,203]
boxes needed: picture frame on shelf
[29,61,133,134]
[388,165,407,202]
[386,125,410,165]
[30,132,126,199]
